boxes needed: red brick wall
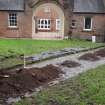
[19,3,32,38]
[0,0,73,39]
[71,14,105,40]
[0,1,105,40]
[0,3,32,38]
[34,5,59,32]
[32,2,65,39]
[0,1,66,39]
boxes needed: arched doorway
[32,2,65,39]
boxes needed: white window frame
[84,17,92,31]
[56,19,61,31]
[37,19,51,30]
[8,13,18,28]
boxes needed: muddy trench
[0,48,105,105]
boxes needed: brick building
[0,0,105,41]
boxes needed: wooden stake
[24,55,26,68]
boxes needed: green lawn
[15,64,105,105]
[0,39,104,69]
[0,39,103,56]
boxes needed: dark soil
[0,65,63,102]
[79,53,100,61]
[94,48,105,57]
[59,60,81,68]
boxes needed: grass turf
[0,39,104,69]
[15,64,105,105]
[0,39,103,56]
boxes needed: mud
[94,48,105,57]
[0,65,63,104]
[79,53,100,61]
[59,60,81,68]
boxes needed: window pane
[9,13,17,27]
[41,25,43,28]
[41,20,44,24]
[48,26,50,28]
[45,26,47,28]
[48,20,50,24]
[38,20,40,24]
[85,17,91,29]
[45,20,47,25]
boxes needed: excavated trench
[0,48,105,105]
[79,48,105,61]
[78,53,100,61]
[0,65,63,104]
[59,60,81,68]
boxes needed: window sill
[7,26,19,30]
[83,29,92,32]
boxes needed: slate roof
[73,0,105,13]
[0,0,105,13]
[0,0,24,11]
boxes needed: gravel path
[28,48,105,80]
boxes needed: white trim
[83,29,92,31]
[37,19,51,30]
[32,2,65,39]
[8,13,18,28]
[56,19,61,31]
[8,25,18,28]
[83,17,92,31]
